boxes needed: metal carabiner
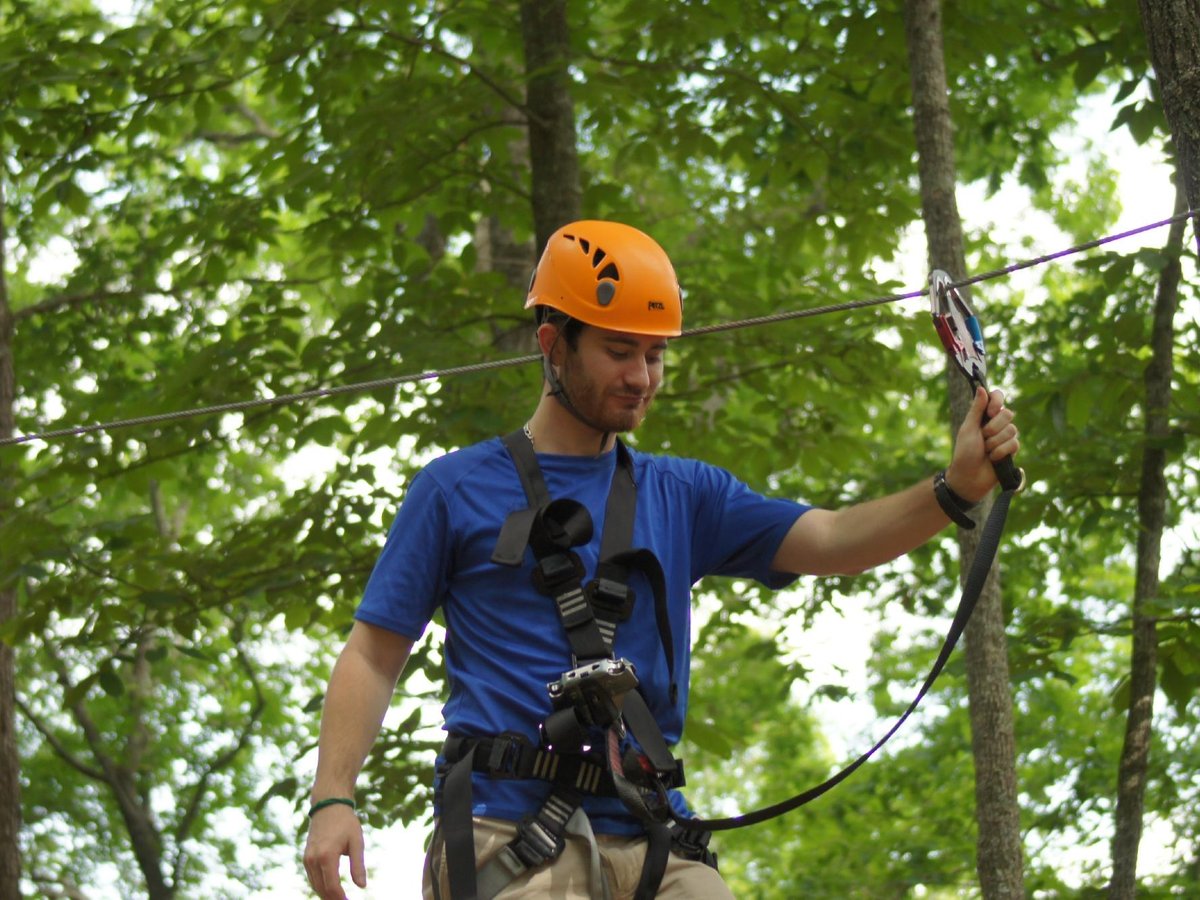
[928,270,1025,493]
[929,270,987,392]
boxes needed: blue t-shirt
[355,437,810,834]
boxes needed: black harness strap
[634,823,673,899]
[444,743,480,900]
[442,733,637,797]
[676,482,1020,833]
[490,430,551,566]
[619,691,677,776]
[597,548,676,703]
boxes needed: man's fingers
[984,408,1015,436]
[305,859,334,900]
[320,859,348,900]
[970,385,990,424]
[985,419,1020,458]
[304,844,349,900]
[304,859,332,900]
[984,387,1006,419]
[303,809,366,898]
[349,831,368,889]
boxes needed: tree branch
[13,276,332,324]
[13,695,107,781]
[171,631,266,879]
[13,289,144,322]
[42,642,119,779]
[193,101,281,145]
[350,23,545,129]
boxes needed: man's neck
[525,394,616,456]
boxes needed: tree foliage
[1,0,1197,896]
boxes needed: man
[302,220,1019,899]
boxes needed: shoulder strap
[493,432,679,697]
[491,430,550,566]
[597,441,636,560]
[503,429,551,507]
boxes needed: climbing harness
[435,429,695,900]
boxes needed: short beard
[557,349,654,435]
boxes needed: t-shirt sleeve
[689,462,810,590]
[354,470,451,640]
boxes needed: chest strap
[492,431,675,697]
[439,432,687,899]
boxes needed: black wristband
[934,470,977,530]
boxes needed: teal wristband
[308,797,356,818]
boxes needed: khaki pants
[423,816,735,899]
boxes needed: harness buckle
[587,577,635,621]
[671,823,718,869]
[533,551,584,594]
[510,815,565,868]
[486,732,532,779]
[548,658,639,701]
[620,750,684,789]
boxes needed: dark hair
[536,309,585,349]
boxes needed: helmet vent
[556,231,622,305]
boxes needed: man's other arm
[303,620,414,899]
[772,387,1019,577]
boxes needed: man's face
[556,326,667,433]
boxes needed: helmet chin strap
[542,346,612,457]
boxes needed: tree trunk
[0,148,24,899]
[112,774,173,900]
[519,0,582,253]
[1108,180,1186,900]
[903,1,1025,896]
[1136,0,1200,253]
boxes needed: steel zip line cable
[1,208,1195,448]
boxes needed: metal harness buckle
[510,815,564,868]
[485,732,531,779]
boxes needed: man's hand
[945,386,1020,503]
[301,623,413,898]
[303,805,367,899]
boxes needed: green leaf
[98,665,126,698]
[681,716,737,758]
[175,644,214,662]
[142,590,184,607]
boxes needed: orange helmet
[526,220,683,337]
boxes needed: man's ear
[536,322,563,361]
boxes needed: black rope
[681,484,1017,831]
[2,209,1195,448]
[0,355,541,447]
